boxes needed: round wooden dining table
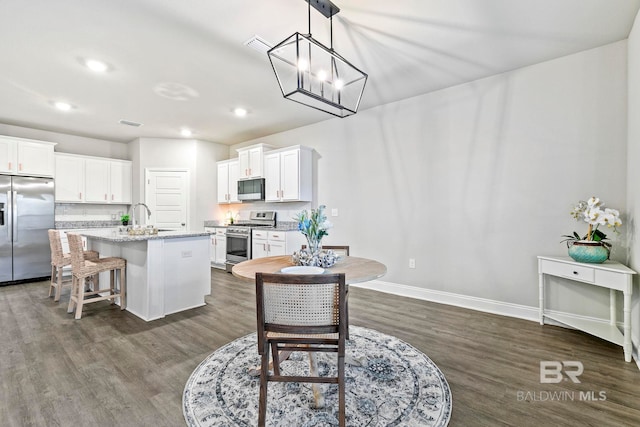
[232,255,387,284]
[233,254,386,378]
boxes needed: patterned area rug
[183,326,451,426]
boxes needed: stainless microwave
[237,178,265,201]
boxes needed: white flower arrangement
[563,196,621,246]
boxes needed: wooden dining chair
[255,272,347,427]
[47,229,100,302]
[66,233,127,319]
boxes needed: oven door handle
[226,233,250,238]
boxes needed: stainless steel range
[225,211,276,272]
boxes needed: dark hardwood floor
[1,269,639,426]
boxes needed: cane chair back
[256,272,347,427]
[300,244,351,338]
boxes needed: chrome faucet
[130,203,152,227]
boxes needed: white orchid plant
[561,196,622,247]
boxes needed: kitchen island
[79,229,211,321]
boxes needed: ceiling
[1,0,639,145]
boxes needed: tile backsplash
[55,203,130,222]
[218,202,311,224]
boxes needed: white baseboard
[352,279,540,322]
[353,279,639,367]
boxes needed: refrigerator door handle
[12,190,17,242]
[5,191,10,237]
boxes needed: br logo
[540,361,583,383]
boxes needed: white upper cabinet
[55,154,84,202]
[237,143,273,180]
[110,160,132,204]
[0,138,16,174]
[217,159,240,204]
[264,146,312,202]
[54,153,132,204]
[85,158,111,203]
[0,136,55,177]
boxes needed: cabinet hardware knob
[573,271,578,275]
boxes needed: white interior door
[145,169,189,230]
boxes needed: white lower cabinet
[205,227,227,268]
[251,229,304,259]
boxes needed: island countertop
[77,229,212,243]
[79,228,212,321]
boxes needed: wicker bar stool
[66,233,127,320]
[47,229,100,302]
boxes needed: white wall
[129,137,229,230]
[232,41,629,314]
[626,9,640,360]
[0,122,128,158]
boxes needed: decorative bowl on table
[292,249,339,268]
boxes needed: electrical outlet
[409,258,416,269]
[331,208,339,217]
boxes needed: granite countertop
[202,221,299,231]
[79,229,212,242]
[56,220,121,229]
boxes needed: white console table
[538,256,636,362]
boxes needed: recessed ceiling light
[181,128,193,137]
[234,107,248,117]
[85,59,108,72]
[53,101,73,111]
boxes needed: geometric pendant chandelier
[267,0,368,118]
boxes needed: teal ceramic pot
[568,241,610,264]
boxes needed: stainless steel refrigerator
[0,175,55,284]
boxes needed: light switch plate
[331,208,338,217]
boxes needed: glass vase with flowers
[293,205,339,267]
[295,204,332,254]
